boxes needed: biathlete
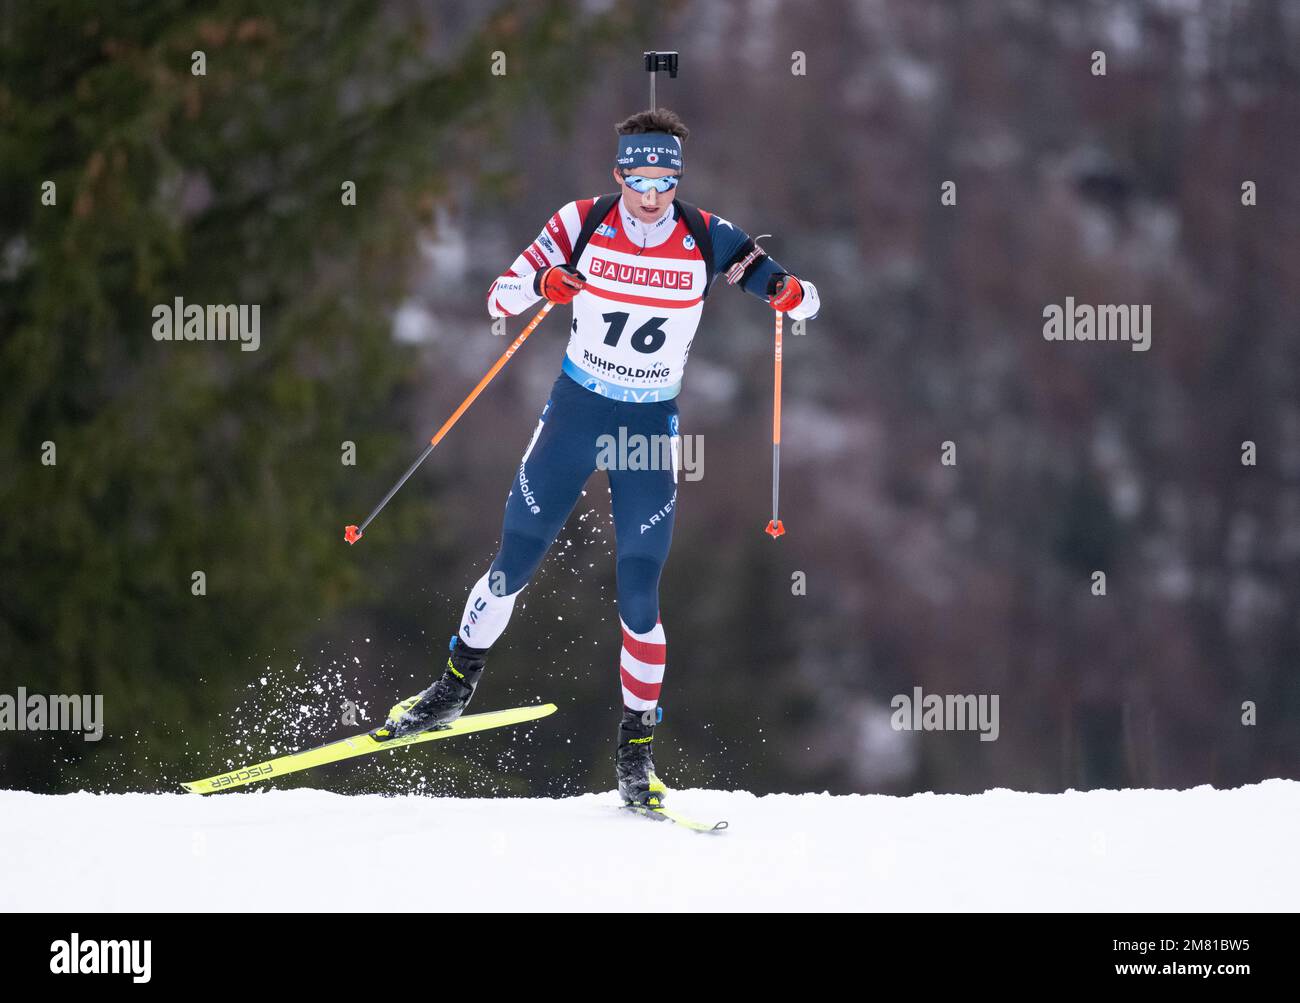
[377,108,820,807]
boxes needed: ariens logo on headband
[616,131,683,172]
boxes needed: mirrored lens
[623,174,680,193]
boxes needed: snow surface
[2,781,1296,911]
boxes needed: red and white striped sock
[619,616,665,712]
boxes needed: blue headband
[615,132,683,172]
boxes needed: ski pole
[344,301,555,545]
[765,309,786,538]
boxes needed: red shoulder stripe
[551,202,584,260]
[522,242,548,271]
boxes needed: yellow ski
[622,803,729,833]
[182,703,557,794]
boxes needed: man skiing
[376,108,820,807]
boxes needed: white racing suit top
[487,196,820,403]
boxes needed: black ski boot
[616,707,667,807]
[374,635,489,740]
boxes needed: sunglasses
[621,172,681,194]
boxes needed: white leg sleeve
[457,571,523,649]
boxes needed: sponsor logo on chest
[588,256,695,291]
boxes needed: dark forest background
[2,0,1298,796]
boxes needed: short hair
[614,108,689,141]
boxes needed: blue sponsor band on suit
[561,355,682,402]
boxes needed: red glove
[534,264,587,304]
[768,274,804,312]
